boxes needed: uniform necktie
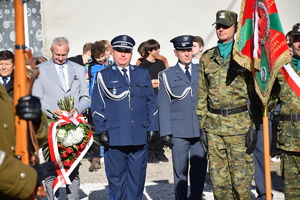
[59,65,67,90]
[2,77,8,86]
[122,68,129,83]
[185,66,191,81]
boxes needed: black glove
[33,162,56,182]
[147,131,160,144]
[16,95,42,127]
[199,129,208,154]
[161,135,174,148]
[99,131,109,149]
[245,126,258,154]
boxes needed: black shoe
[156,154,169,162]
[148,156,159,164]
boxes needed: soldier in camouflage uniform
[270,23,300,200]
[0,85,56,200]
[196,10,262,200]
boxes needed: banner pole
[263,105,272,200]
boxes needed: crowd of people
[0,8,300,200]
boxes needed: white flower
[62,127,84,147]
[57,129,66,142]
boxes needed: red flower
[61,151,68,158]
[75,150,81,157]
[63,160,72,168]
[66,147,73,154]
[63,160,76,168]
[78,143,86,151]
[58,144,65,150]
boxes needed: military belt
[278,114,300,122]
[281,150,300,156]
[209,105,248,117]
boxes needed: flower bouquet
[45,96,93,194]
[52,118,92,168]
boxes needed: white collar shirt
[178,62,192,76]
[1,76,11,85]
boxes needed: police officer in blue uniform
[91,35,159,200]
[158,35,207,200]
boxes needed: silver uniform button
[20,173,27,179]
[3,123,8,129]
[11,146,15,151]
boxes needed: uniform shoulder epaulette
[106,65,119,72]
[161,67,172,73]
[202,46,216,55]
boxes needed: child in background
[99,40,114,67]
[88,41,106,172]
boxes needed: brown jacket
[0,84,48,199]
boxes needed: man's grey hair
[51,37,69,50]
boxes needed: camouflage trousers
[207,133,254,200]
[281,152,300,200]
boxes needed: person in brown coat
[0,84,56,199]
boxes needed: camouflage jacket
[196,46,262,136]
[270,62,300,152]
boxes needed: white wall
[40,0,300,65]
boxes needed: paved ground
[44,149,284,200]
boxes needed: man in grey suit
[158,35,207,200]
[33,37,91,200]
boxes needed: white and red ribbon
[281,63,300,98]
[48,113,93,195]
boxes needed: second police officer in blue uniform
[91,35,159,200]
[158,35,207,200]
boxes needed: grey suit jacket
[32,58,91,118]
[158,62,200,138]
